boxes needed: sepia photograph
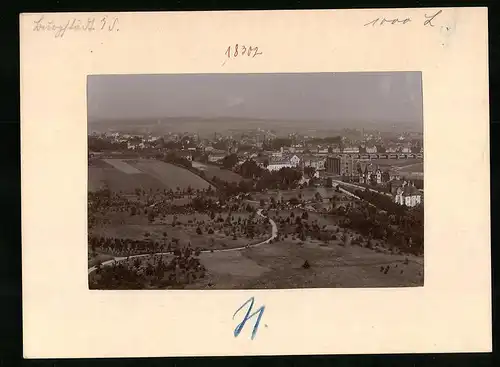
[22,8,491,358]
[87,72,424,290]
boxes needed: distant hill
[88,116,422,136]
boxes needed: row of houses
[327,145,422,154]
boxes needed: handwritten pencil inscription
[423,9,443,27]
[32,15,120,38]
[222,44,263,66]
[364,17,411,27]
[233,297,265,340]
[364,9,444,28]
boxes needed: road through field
[88,209,278,274]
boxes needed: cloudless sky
[87,72,422,126]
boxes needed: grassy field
[255,187,344,202]
[89,239,424,289]
[269,209,340,227]
[370,159,423,168]
[89,211,271,254]
[187,240,424,289]
[88,159,214,193]
[88,163,167,193]
[103,158,142,174]
[398,162,424,172]
[191,161,244,183]
[129,160,214,190]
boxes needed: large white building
[208,152,226,163]
[289,155,300,166]
[267,160,293,171]
[394,182,422,207]
[266,154,301,172]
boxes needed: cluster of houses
[90,132,423,208]
[389,179,422,207]
[93,131,423,160]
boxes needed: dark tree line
[162,151,193,169]
[88,136,128,152]
[89,245,206,289]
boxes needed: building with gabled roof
[394,181,421,207]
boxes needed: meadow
[88,158,214,193]
[89,210,271,256]
[188,239,424,289]
[398,162,424,172]
[370,158,423,168]
[191,161,244,183]
[254,187,343,203]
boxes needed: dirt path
[88,209,278,275]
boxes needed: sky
[87,72,423,126]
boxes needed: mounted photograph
[87,72,424,290]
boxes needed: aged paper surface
[21,8,490,357]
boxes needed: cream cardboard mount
[20,8,490,358]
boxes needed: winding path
[88,209,278,275]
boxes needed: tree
[299,231,306,241]
[222,153,238,169]
[343,233,351,247]
[304,166,315,178]
[240,160,264,179]
[148,211,155,223]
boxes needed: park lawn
[193,240,424,289]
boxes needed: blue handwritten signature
[233,297,265,340]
